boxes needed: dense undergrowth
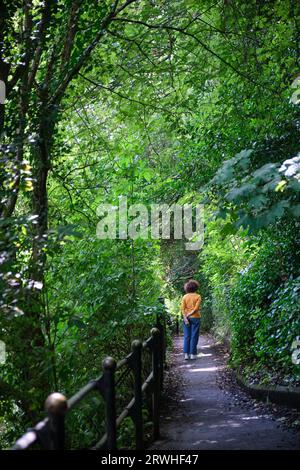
[1,0,300,448]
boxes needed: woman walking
[181,279,201,360]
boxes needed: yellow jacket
[181,293,201,319]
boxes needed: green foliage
[229,224,300,381]
[210,148,300,233]
[2,0,300,448]
[198,210,258,340]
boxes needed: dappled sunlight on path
[149,335,300,450]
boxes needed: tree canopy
[0,0,300,448]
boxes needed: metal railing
[12,309,166,450]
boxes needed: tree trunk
[23,104,57,418]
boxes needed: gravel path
[149,335,300,450]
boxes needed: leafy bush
[229,224,300,383]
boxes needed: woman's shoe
[184,353,190,360]
[190,354,197,360]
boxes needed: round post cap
[45,393,68,415]
[102,356,117,370]
[131,339,143,350]
[151,327,160,336]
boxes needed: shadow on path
[149,335,300,450]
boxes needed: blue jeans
[183,317,201,355]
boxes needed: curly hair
[184,279,200,293]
